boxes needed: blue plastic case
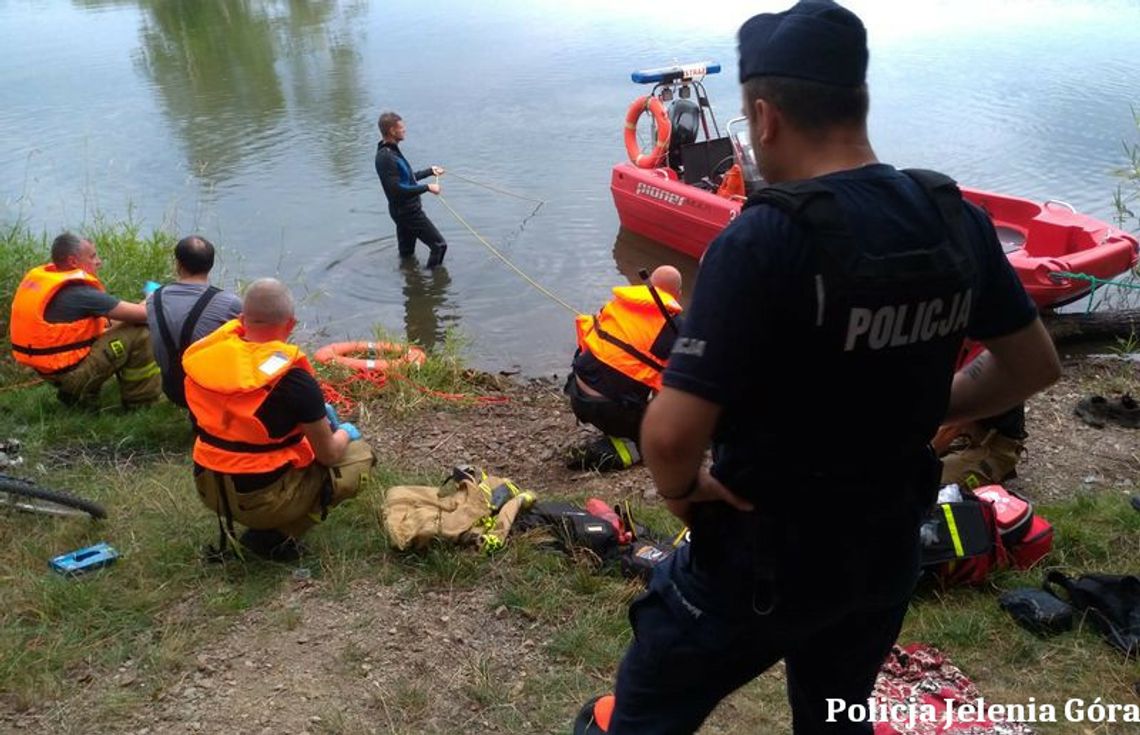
[50,542,119,576]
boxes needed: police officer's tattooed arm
[641,387,754,524]
[943,317,1061,426]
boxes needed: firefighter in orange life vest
[565,266,683,472]
[9,232,160,408]
[183,278,375,561]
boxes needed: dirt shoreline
[4,353,1137,734]
[364,353,1139,508]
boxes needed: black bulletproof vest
[719,169,978,480]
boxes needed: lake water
[3,0,1139,374]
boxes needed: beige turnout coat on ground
[383,474,530,552]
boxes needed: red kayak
[960,188,1138,307]
[611,63,1138,308]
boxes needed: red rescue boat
[610,62,1138,308]
[959,189,1138,307]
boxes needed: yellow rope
[436,192,582,315]
[446,171,546,204]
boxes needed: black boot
[572,694,614,734]
[239,528,305,562]
[566,436,639,472]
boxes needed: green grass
[4,428,1140,733]
[1111,329,1140,356]
[0,219,509,720]
[1070,352,1140,403]
[313,325,506,423]
[0,223,43,315]
[2,380,193,462]
[0,365,511,725]
[0,220,173,319]
[0,436,284,700]
[11,424,1132,734]
[3,458,1137,729]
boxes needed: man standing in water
[375,111,448,269]
[577,1,1061,732]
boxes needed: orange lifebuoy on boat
[313,341,426,372]
[624,95,671,169]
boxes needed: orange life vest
[9,264,108,374]
[716,163,746,199]
[575,285,682,392]
[183,319,317,474]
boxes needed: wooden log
[1044,309,1140,345]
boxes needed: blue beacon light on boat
[631,62,721,85]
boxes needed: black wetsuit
[375,141,446,259]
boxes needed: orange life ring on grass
[313,341,426,372]
[624,95,671,169]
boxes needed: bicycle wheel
[0,474,107,520]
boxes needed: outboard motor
[667,97,701,170]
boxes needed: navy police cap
[737,0,868,87]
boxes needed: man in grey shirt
[146,235,241,407]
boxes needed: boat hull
[959,187,1138,307]
[611,162,1138,308]
[610,163,739,260]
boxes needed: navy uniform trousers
[610,465,936,735]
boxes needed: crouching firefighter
[564,265,683,472]
[183,279,375,562]
[935,340,1028,490]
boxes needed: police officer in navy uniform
[598,2,1062,733]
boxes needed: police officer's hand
[431,165,445,176]
[662,469,754,525]
[427,183,441,195]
